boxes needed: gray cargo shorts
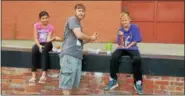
[59,55,82,90]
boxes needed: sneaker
[104,79,119,91]
[134,80,143,95]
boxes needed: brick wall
[2,1,121,42]
[1,67,184,95]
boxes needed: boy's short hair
[74,4,86,11]
[120,12,132,20]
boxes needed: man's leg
[59,55,79,95]
[71,59,82,95]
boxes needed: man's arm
[72,28,97,41]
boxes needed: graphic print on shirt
[76,39,82,46]
[124,33,132,47]
[38,29,48,42]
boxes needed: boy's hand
[118,31,123,35]
[117,45,125,48]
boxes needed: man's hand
[90,32,99,41]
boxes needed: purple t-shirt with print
[117,24,142,50]
[34,22,54,43]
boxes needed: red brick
[25,85,43,92]
[82,75,89,81]
[160,85,166,90]
[117,73,125,77]
[2,79,11,83]
[162,77,177,81]
[76,90,88,95]
[40,90,53,95]
[170,81,184,86]
[2,83,9,90]
[102,76,109,85]
[117,79,125,84]
[154,89,169,95]
[45,81,59,86]
[125,74,133,78]
[155,81,169,85]
[125,84,134,92]
[2,70,11,75]
[81,80,89,85]
[161,76,170,80]
[176,77,184,82]
[166,85,176,90]
[154,84,160,90]
[86,72,94,76]
[12,91,28,95]
[2,74,6,79]
[145,76,161,80]
[160,85,175,91]
[14,87,25,91]
[52,90,63,95]
[4,91,15,95]
[170,92,184,95]
[84,89,94,95]
[45,77,53,82]
[50,70,59,73]
[11,79,25,83]
[80,82,88,88]
[94,89,104,94]
[143,79,154,94]
[23,72,32,76]
[117,75,126,81]
[2,67,15,71]
[125,78,134,84]
[20,92,40,95]
[10,75,25,79]
[119,83,134,93]
[88,83,98,89]
[104,73,110,76]
[176,86,184,92]
[2,91,6,95]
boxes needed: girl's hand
[38,45,44,52]
[55,36,62,41]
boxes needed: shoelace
[136,84,142,91]
[108,80,114,87]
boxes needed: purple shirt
[34,22,54,43]
[117,24,142,50]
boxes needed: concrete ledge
[2,47,184,77]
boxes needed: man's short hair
[74,4,86,11]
